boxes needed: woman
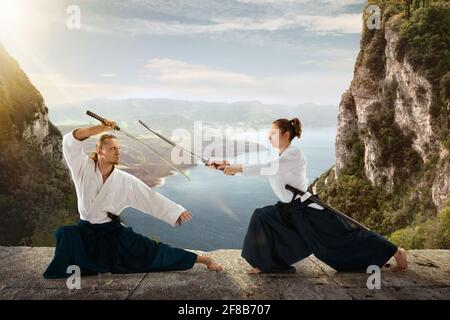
[209,118,408,274]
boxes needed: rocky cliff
[0,44,62,157]
[313,1,450,248]
[0,44,76,246]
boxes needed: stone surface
[0,247,449,300]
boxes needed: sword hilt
[285,184,303,196]
[204,158,219,168]
[205,159,228,170]
[86,110,121,131]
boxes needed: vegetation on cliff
[0,45,77,246]
[314,0,450,249]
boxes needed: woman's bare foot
[247,267,262,274]
[197,255,223,271]
[393,248,408,272]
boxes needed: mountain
[312,0,450,249]
[0,44,77,246]
[48,99,338,131]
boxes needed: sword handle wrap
[86,110,121,131]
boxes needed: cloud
[99,73,118,77]
[236,0,365,6]
[78,0,364,36]
[141,58,352,105]
[323,0,366,7]
[208,14,362,34]
[28,58,352,107]
[15,1,361,107]
[300,14,362,34]
[27,73,149,106]
[144,58,259,86]
[83,12,362,36]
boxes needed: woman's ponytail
[290,118,302,139]
[273,117,303,141]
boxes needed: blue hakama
[241,198,397,273]
[43,219,197,279]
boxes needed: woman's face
[268,123,290,149]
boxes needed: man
[44,120,222,278]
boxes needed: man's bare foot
[197,255,223,271]
[393,248,408,272]
[247,267,262,274]
[207,259,223,272]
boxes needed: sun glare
[0,0,25,29]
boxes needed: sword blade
[86,110,190,181]
[138,119,207,165]
[120,129,191,181]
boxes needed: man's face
[98,138,121,165]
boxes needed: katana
[285,184,370,231]
[138,119,216,167]
[86,110,191,181]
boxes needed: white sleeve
[128,177,186,227]
[62,130,90,178]
[242,148,304,177]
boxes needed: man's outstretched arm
[125,175,192,227]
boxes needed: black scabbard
[285,184,370,231]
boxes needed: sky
[0,0,367,107]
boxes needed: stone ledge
[0,247,449,300]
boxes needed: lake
[121,126,336,251]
